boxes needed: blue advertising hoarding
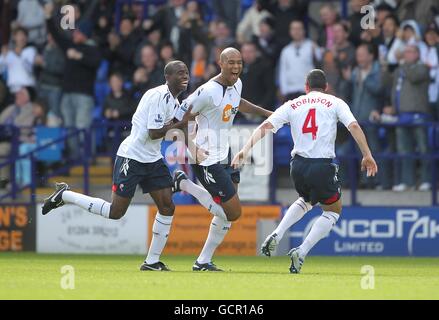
[287,207,439,256]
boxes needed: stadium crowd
[0,0,439,193]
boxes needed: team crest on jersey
[222,104,238,122]
[154,114,163,123]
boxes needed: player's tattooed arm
[148,106,197,140]
[238,98,273,118]
[232,120,274,169]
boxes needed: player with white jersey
[232,69,378,273]
[172,47,272,271]
[42,61,197,271]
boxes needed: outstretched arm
[149,106,197,140]
[231,120,274,168]
[348,121,378,177]
[239,98,273,118]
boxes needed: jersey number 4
[302,108,318,140]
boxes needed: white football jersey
[117,84,180,163]
[175,78,242,166]
[267,91,357,159]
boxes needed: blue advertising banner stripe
[286,207,439,256]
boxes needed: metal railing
[0,126,92,202]
[1,120,438,206]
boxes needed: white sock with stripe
[145,213,174,264]
[62,191,111,219]
[298,211,339,257]
[197,216,231,264]
[180,179,228,220]
[272,197,312,239]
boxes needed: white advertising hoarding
[37,204,149,254]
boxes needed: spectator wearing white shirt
[278,20,322,102]
[0,27,36,94]
[236,0,271,44]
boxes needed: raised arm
[231,120,274,168]
[239,98,273,118]
[348,121,378,177]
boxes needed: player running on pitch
[42,61,196,271]
[172,47,272,271]
[232,69,378,273]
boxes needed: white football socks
[62,190,111,219]
[145,213,174,264]
[180,179,228,220]
[272,197,312,239]
[298,211,339,258]
[197,216,231,264]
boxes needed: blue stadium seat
[273,126,293,166]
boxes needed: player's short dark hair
[164,60,185,76]
[306,69,327,90]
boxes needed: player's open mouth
[181,81,189,86]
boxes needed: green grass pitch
[1,253,438,300]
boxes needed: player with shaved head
[42,60,197,271]
[173,47,272,271]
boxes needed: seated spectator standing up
[240,42,275,116]
[45,3,101,158]
[391,45,432,192]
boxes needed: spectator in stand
[45,3,101,157]
[178,0,207,65]
[379,15,405,74]
[395,0,438,32]
[0,27,36,94]
[34,32,65,126]
[212,0,241,33]
[208,20,237,58]
[189,43,208,92]
[279,20,322,102]
[322,22,356,98]
[424,23,439,120]
[259,0,309,52]
[142,0,187,55]
[0,87,34,188]
[15,0,46,49]
[236,0,271,44]
[159,42,176,66]
[390,45,432,192]
[348,0,372,47]
[103,72,135,122]
[340,43,387,188]
[252,16,278,65]
[107,16,141,81]
[130,67,148,103]
[317,3,340,50]
[136,44,165,91]
[15,97,47,187]
[398,20,428,63]
[241,42,276,116]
